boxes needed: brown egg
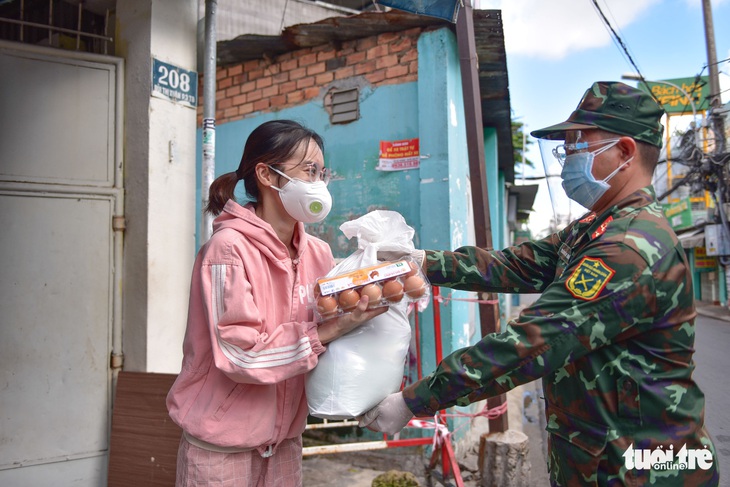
[312,283,322,299]
[338,288,360,311]
[405,261,419,277]
[316,296,338,318]
[403,276,426,299]
[382,279,404,303]
[359,283,383,307]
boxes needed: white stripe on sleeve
[210,264,313,370]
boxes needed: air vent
[327,87,359,125]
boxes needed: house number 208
[157,65,191,93]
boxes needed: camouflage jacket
[402,187,719,486]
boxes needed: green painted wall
[195,26,509,431]
[412,27,476,380]
[195,82,421,257]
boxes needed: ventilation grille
[328,87,359,125]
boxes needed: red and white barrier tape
[406,400,508,448]
[443,400,509,420]
[407,416,450,449]
[433,292,499,306]
[406,402,507,448]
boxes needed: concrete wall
[196,26,499,386]
[485,126,512,324]
[117,0,198,373]
[195,26,423,251]
[414,28,477,376]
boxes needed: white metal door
[0,41,123,486]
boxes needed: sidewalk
[696,300,730,322]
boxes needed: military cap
[531,81,665,147]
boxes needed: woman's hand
[317,295,388,344]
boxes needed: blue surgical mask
[561,141,630,209]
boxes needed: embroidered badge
[592,216,613,239]
[565,257,615,300]
[579,213,597,224]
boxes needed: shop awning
[677,228,705,249]
[509,184,539,221]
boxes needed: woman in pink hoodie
[167,120,385,486]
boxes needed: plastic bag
[306,210,426,419]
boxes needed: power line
[708,56,730,67]
[590,0,643,79]
[279,0,290,32]
[589,0,662,106]
[598,0,644,75]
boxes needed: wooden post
[455,0,508,433]
[479,431,530,487]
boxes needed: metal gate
[0,40,123,486]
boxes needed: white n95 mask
[269,167,332,223]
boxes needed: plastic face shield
[537,131,590,229]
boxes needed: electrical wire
[589,0,659,104]
[596,0,645,76]
[707,56,730,68]
[279,0,290,32]
[586,1,730,255]
[588,1,709,120]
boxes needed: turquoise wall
[413,28,476,381]
[485,127,511,326]
[195,83,421,257]
[195,26,509,431]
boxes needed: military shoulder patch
[565,256,615,300]
[579,213,597,224]
[591,216,614,239]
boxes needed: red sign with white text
[377,138,420,171]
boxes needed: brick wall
[196,27,423,126]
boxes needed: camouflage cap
[531,81,665,147]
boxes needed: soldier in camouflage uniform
[360,81,720,486]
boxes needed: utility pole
[702,0,725,154]
[701,0,730,298]
[201,0,218,244]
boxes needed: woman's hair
[205,120,325,216]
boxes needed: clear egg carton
[310,258,431,321]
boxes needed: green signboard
[638,76,710,114]
[663,197,693,230]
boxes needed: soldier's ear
[616,136,637,162]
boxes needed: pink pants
[175,435,303,487]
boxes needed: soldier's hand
[358,392,414,435]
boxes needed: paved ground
[302,294,550,487]
[302,378,550,486]
[692,305,730,485]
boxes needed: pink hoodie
[167,200,335,454]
